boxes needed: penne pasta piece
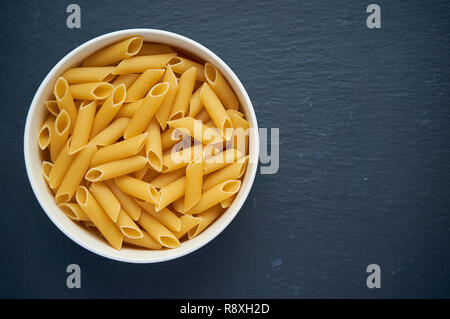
[54,77,77,133]
[220,195,235,208]
[144,119,163,171]
[115,99,143,118]
[230,127,249,156]
[42,161,54,187]
[138,212,180,248]
[172,197,185,213]
[189,86,203,117]
[112,53,177,74]
[49,138,75,189]
[149,168,185,189]
[155,64,178,130]
[185,160,203,211]
[173,214,202,239]
[167,117,223,145]
[162,144,203,173]
[114,175,160,203]
[124,82,169,139]
[76,186,123,250]
[135,164,149,180]
[50,110,70,162]
[55,144,97,203]
[112,73,139,89]
[136,200,181,232]
[85,155,147,182]
[204,63,239,110]
[115,209,143,239]
[203,148,244,175]
[142,167,160,182]
[69,100,96,154]
[89,117,129,146]
[125,69,165,102]
[168,67,197,121]
[123,230,162,249]
[89,182,121,222]
[90,84,126,137]
[186,180,241,214]
[38,115,54,150]
[195,107,211,123]
[91,133,147,167]
[203,156,248,191]
[83,36,143,67]
[200,83,233,140]
[169,56,205,82]
[137,42,174,56]
[59,202,90,221]
[104,180,141,220]
[227,109,249,130]
[156,176,186,212]
[188,205,224,239]
[45,100,59,116]
[62,67,115,84]
[69,82,113,100]
[161,127,190,151]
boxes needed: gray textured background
[1,0,450,298]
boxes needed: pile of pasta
[38,36,249,250]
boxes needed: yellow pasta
[185,160,203,211]
[90,84,126,137]
[123,230,162,249]
[168,66,197,120]
[162,144,203,173]
[89,117,129,146]
[149,168,185,188]
[59,203,90,221]
[49,138,75,189]
[89,182,121,222]
[145,119,163,171]
[227,109,249,130]
[115,209,143,239]
[54,77,77,133]
[91,133,147,167]
[189,86,203,117]
[137,42,173,56]
[124,82,169,139]
[138,212,180,248]
[62,67,115,84]
[69,100,96,154]
[203,148,243,175]
[220,195,235,208]
[115,99,143,118]
[76,186,123,250]
[204,63,239,110]
[55,144,97,203]
[186,180,241,214]
[112,73,139,88]
[85,155,147,182]
[173,214,202,239]
[200,83,233,140]
[42,161,54,187]
[45,100,59,116]
[112,53,177,74]
[69,82,113,100]
[188,205,224,239]
[104,180,141,221]
[203,156,248,190]
[195,107,211,123]
[167,117,223,145]
[169,56,206,82]
[83,36,143,67]
[50,110,70,162]
[125,69,164,102]
[161,127,190,151]
[136,200,181,232]
[114,175,160,204]
[155,64,178,130]
[38,115,54,150]
[156,176,185,212]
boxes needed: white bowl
[23,29,259,263]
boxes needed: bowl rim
[23,28,259,263]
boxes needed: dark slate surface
[1,0,450,298]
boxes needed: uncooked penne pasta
[83,36,143,67]
[138,212,180,248]
[168,67,197,121]
[85,155,147,182]
[203,156,248,191]
[203,148,243,175]
[69,82,113,100]
[115,209,143,239]
[54,77,77,133]
[186,180,241,214]
[50,110,70,162]
[195,108,211,123]
[91,133,147,167]
[161,127,190,151]
[62,67,115,84]
[76,186,123,250]
[185,160,203,211]
[42,161,54,186]
[59,203,90,221]
[169,56,206,82]
[112,53,177,74]
[149,168,185,188]
[200,83,233,140]
[90,84,126,137]
[173,214,202,239]
[125,69,164,102]
[172,197,185,213]
[204,63,239,110]
[145,119,163,171]
[137,42,173,56]
[69,100,96,154]
[136,200,181,232]
[115,99,143,118]
[112,73,139,89]
[167,117,223,145]
[227,109,249,130]
[162,144,203,173]
[89,117,129,146]
[124,82,169,139]
[189,86,203,117]
[188,205,224,239]
[123,230,162,249]
[142,167,160,182]
[155,64,178,130]
[104,180,141,221]
[114,175,160,204]
[45,100,59,116]
[38,115,54,150]
[220,195,235,208]
[156,176,185,212]
[49,138,75,189]
[89,182,121,222]
[55,144,97,203]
